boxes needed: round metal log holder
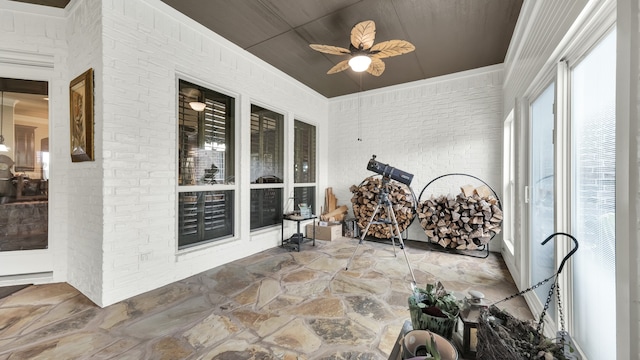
[418,173,503,258]
[350,175,417,242]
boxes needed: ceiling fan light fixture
[189,101,206,112]
[349,55,372,72]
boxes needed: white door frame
[0,50,55,284]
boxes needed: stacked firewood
[321,187,348,222]
[349,176,415,238]
[417,185,503,250]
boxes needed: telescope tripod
[346,176,417,286]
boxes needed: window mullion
[554,59,574,334]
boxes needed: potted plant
[408,281,461,339]
[403,329,459,360]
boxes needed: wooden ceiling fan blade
[351,20,376,50]
[370,40,415,59]
[367,58,385,76]
[309,44,351,55]
[327,60,350,74]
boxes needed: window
[570,29,616,360]
[502,110,515,254]
[177,79,235,248]
[0,79,49,252]
[294,186,315,213]
[293,120,316,184]
[293,120,316,212]
[250,105,284,230]
[15,125,36,172]
[529,82,557,320]
[519,27,616,359]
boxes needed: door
[0,78,52,277]
[529,82,556,320]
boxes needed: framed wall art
[69,68,94,162]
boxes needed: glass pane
[530,82,556,319]
[250,188,283,230]
[571,29,616,359]
[0,80,49,252]
[294,186,315,214]
[178,190,234,248]
[250,105,284,184]
[502,112,515,250]
[294,120,316,183]
[178,80,235,186]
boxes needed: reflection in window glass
[250,105,283,184]
[177,80,236,248]
[530,83,556,320]
[178,191,234,248]
[294,120,315,183]
[178,80,235,186]
[571,29,616,360]
[250,188,283,230]
[0,79,49,252]
[294,186,315,213]
[249,105,284,230]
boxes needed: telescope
[366,155,413,186]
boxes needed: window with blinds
[250,104,284,230]
[178,81,234,186]
[294,186,315,213]
[293,120,316,184]
[293,120,316,214]
[177,79,235,248]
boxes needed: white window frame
[516,1,617,357]
[292,119,318,214]
[502,109,516,256]
[175,75,240,253]
[249,102,286,231]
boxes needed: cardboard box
[306,222,342,241]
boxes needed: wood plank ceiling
[12,0,523,98]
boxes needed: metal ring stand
[352,174,418,243]
[418,173,502,259]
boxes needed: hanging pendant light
[189,101,206,112]
[0,91,9,152]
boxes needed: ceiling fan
[309,20,415,76]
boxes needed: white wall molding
[0,0,64,17]
[0,49,54,68]
[331,63,504,103]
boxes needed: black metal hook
[541,232,579,274]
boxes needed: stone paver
[0,238,531,359]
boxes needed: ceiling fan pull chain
[357,73,362,142]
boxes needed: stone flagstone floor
[0,238,532,359]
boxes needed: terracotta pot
[403,329,458,360]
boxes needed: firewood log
[350,176,415,238]
[417,185,502,250]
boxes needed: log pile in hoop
[350,175,416,238]
[418,174,503,251]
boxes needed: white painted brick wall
[328,66,504,246]
[0,0,328,306]
[65,0,104,303]
[99,0,328,306]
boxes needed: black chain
[556,281,566,332]
[536,278,557,334]
[492,274,556,306]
